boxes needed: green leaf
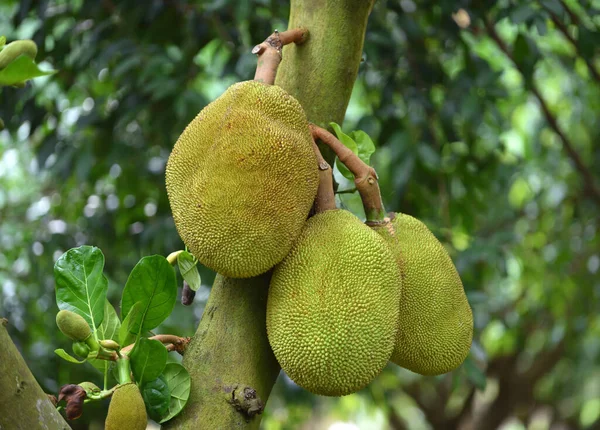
[330,122,358,180]
[141,375,171,422]
[350,130,376,166]
[54,246,108,332]
[160,363,191,423]
[463,355,487,391]
[89,300,122,372]
[540,0,563,16]
[97,300,121,341]
[508,177,534,209]
[510,4,536,24]
[130,338,168,385]
[0,55,55,86]
[512,34,539,86]
[0,36,5,48]
[177,251,201,292]
[121,255,177,331]
[119,301,144,347]
[577,27,597,59]
[54,348,86,364]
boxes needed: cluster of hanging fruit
[165,28,473,397]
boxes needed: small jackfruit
[72,341,90,359]
[267,209,401,396]
[0,40,38,69]
[372,213,473,376]
[56,310,92,342]
[166,81,319,278]
[105,383,147,430]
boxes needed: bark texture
[275,0,375,129]
[164,275,280,429]
[0,319,71,430]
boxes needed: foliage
[50,245,192,424]
[0,0,599,428]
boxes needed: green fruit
[56,310,92,342]
[372,213,473,376]
[105,383,147,430]
[0,40,37,69]
[72,341,90,359]
[267,209,401,396]
[166,80,319,278]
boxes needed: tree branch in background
[483,18,600,206]
[538,1,600,83]
[253,28,308,84]
[557,0,594,30]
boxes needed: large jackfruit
[372,213,473,376]
[166,81,319,278]
[267,209,401,396]
[105,383,147,430]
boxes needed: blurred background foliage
[1,0,599,428]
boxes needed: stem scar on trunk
[253,28,308,85]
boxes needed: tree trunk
[166,1,375,428]
[0,318,71,430]
[165,275,279,429]
[276,0,375,129]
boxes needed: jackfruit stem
[253,28,308,85]
[312,140,336,213]
[309,124,387,223]
[115,357,133,385]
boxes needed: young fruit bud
[105,383,147,430]
[56,310,92,342]
[0,40,38,69]
[72,341,90,359]
[99,339,120,351]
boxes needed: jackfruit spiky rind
[267,210,401,396]
[374,213,473,376]
[166,81,319,278]
[56,310,92,341]
[105,383,147,430]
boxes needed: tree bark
[165,1,375,427]
[0,318,71,430]
[276,0,375,129]
[165,275,279,429]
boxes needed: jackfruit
[56,310,92,342]
[105,383,147,430]
[166,81,319,278]
[267,209,401,396]
[372,213,473,376]
[0,40,38,69]
[72,341,90,359]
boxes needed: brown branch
[539,2,600,83]
[120,334,190,355]
[309,124,387,222]
[483,18,600,206]
[388,407,408,430]
[557,0,588,29]
[252,28,308,85]
[311,140,336,213]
